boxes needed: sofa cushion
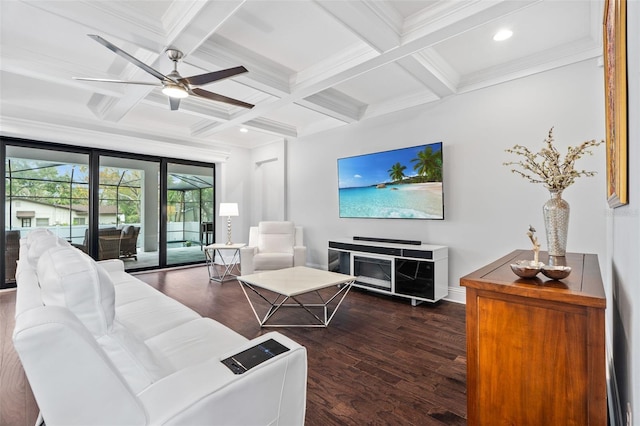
[27,234,70,267]
[25,227,53,244]
[97,320,174,394]
[257,221,295,254]
[38,246,115,337]
[145,318,248,371]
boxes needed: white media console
[328,238,448,305]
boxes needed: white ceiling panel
[333,61,426,105]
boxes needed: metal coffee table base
[239,281,353,328]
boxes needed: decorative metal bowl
[510,260,544,278]
[541,265,572,280]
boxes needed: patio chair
[5,230,21,282]
[119,225,140,260]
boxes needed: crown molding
[0,106,233,162]
[403,0,539,44]
[361,90,440,121]
[301,89,365,123]
[459,37,602,93]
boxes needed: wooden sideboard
[460,250,606,425]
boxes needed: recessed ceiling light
[240,127,248,133]
[493,29,513,41]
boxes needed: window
[35,218,49,227]
[4,146,89,245]
[73,217,86,225]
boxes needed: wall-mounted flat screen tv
[338,142,443,219]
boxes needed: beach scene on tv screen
[338,142,443,219]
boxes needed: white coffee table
[237,266,356,328]
[205,243,245,282]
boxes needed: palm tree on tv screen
[411,146,442,182]
[388,162,407,182]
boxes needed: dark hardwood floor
[1,265,467,425]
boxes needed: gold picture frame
[603,0,628,208]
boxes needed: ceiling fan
[74,34,254,110]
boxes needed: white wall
[609,1,640,423]
[250,140,287,223]
[287,59,606,303]
[216,146,252,245]
[216,140,287,246]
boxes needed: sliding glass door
[99,156,160,270]
[166,162,214,266]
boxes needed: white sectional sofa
[12,228,307,425]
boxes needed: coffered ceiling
[0,0,603,158]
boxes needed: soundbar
[353,236,422,246]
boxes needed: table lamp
[219,203,239,245]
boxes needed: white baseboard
[444,286,466,304]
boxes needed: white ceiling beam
[194,35,293,97]
[298,89,365,123]
[314,0,401,53]
[161,0,245,57]
[396,49,460,98]
[243,118,297,138]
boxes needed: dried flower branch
[527,225,540,264]
[503,127,603,191]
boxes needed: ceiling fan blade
[190,88,254,109]
[180,66,248,86]
[73,77,161,86]
[169,97,180,111]
[87,34,169,82]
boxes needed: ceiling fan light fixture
[493,29,513,41]
[162,84,188,99]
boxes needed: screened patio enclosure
[3,141,215,287]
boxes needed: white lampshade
[219,203,239,217]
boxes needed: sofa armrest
[293,246,307,267]
[96,258,126,274]
[139,332,307,425]
[239,246,257,275]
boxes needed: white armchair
[240,221,306,275]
